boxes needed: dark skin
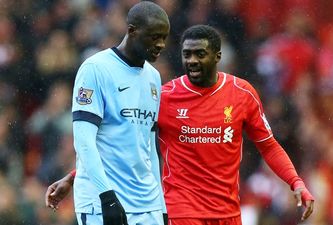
[182,39,221,87]
[45,6,170,215]
[117,17,169,67]
[45,37,314,222]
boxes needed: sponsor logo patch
[176,108,189,118]
[118,86,130,92]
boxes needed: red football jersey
[158,72,273,218]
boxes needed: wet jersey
[158,72,273,218]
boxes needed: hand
[163,213,168,225]
[99,190,128,225]
[292,181,314,221]
[45,173,74,210]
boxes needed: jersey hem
[168,211,241,219]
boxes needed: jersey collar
[111,47,144,68]
[181,72,226,96]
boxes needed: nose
[156,38,166,50]
[186,54,199,65]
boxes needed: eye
[182,51,190,58]
[197,51,206,58]
[150,34,160,41]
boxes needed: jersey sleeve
[73,120,111,193]
[149,128,167,213]
[242,80,273,142]
[72,63,104,127]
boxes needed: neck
[117,36,144,67]
[199,71,219,87]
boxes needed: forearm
[150,131,167,213]
[255,137,302,187]
[73,121,110,193]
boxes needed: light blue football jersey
[72,47,163,214]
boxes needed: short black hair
[181,25,221,53]
[127,1,168,27]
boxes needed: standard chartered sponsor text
[179,125,222,143]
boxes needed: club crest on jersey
[76,87,93,105]
[224,106,233,123]
[150,83,158,100]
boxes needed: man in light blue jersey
[46,2,170,225]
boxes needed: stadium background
[0,0,332,224]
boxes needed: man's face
[133,18,170,62]
[182,39,220,87]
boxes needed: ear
[215,51,222,63]
[128,24,137,37]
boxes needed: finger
[52,205,59,212]
[45,189,53,207]
[47,193,59,209]
[45,187,55,206]
[301,201,314,221]
[48,200,56,209]
[294,191,302,207]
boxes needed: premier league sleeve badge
[76,87,93,105]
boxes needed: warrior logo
[176,109,189,118]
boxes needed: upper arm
[72,63,105,125]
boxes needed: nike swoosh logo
[118,86,130,92]
[110,203,116,207]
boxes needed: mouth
[188,69,202,78]
[150,49,161,58]
[152,51,160,58]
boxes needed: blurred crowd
[0,0,332,224]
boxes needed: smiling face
[182,38,221,87]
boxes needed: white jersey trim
[210,72,226,96]
[161,80,176,93]
[180,73,227,96]
[233,76,272,139]
[158,137,171,193]
[255,134,274,142]
[180,76,203,96]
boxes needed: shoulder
[162,76,183,93]
[77,49,121,81]
[78,49,110,71]
[83,48,113,66]
[224,73,257,93]
[222,73,261,103]
[144,62,162,85]
[145,62,160,74]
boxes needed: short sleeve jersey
[72,47,162,213]
[158,72,272,218]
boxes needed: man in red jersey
[45,25,314,225]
